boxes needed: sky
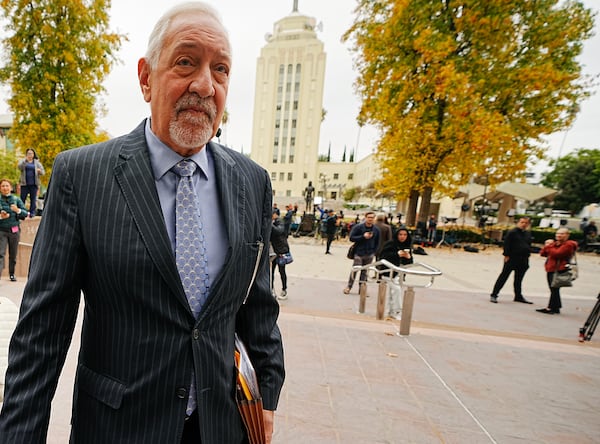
[1,0,599,178]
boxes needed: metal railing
[352,259,442,335]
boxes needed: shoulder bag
[550,252,577,288]
[276,252,293,266]
[347,243,356,260]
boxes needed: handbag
[347,243,356,260]
[550,252,577,288]
[276,252,293,266]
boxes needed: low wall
[0,297,19,401]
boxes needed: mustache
[175,94,217,120]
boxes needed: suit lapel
[113,122,189,313]
[209,142,245,254]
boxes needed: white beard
[169,111,213,149]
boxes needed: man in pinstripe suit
[0,3,284,443]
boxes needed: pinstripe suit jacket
[0,121,285,444]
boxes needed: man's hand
[263,409,274,444]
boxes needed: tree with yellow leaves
[343,0,595,225]
[0,0,125,179]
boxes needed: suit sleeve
[235,169,285,411]
[501,230,511,256]
[0,154,83,443]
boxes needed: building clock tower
[250,1,326,199]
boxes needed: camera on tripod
[579,293,599,342]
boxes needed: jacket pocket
[77,363,127,409]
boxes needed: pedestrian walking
[490,217,533,304]
[17,148,45,217]
[0,4,284,442]
[324,209,338,254]
[343,211,380,294]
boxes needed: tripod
[579,293,600,343]
[436,217,458,248]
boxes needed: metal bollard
[399,286,415,335]
[358,282,367,313]
[376,281,387,320]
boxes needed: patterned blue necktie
[171,159,210,416]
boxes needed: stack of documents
[234,334,265,444]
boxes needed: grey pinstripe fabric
[0,120,285,444]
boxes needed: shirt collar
[145,118,210,180]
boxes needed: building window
[290,137,295,146]
[271,172,277,180]
[289,155,294,163]
[275,120,280,129]
[292,119,296,128]
[333,173,339,180]
[303,172,307,179]
[348,173,354,180]
[293,101,298,110]
[279,172,285,181]
[286,190,291,197]
[287,173,293,181]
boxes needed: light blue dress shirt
[145,119,227,295]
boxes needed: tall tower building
[250,1,326,199]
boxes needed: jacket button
[177,388,187,399]
[192,329,200,340]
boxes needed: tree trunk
[418,186,433,223]
[406,189,419,226]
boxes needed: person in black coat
[490,217,533,304]
[379,227,414,319]
[270,210,291,300]
[324,209,338,254]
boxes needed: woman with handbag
[537,227,578,314]
[270,209,291,300]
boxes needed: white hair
[145,2,229,70]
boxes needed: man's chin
[169,118,214,148]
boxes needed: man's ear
[138,58,152,103]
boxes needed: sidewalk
[1,237,599,443]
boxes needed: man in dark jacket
[324,209,338,254]
[490,217,533,304]
[343,212,380,294]
[283,204,294,237]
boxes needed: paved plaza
[1,235,599,443]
